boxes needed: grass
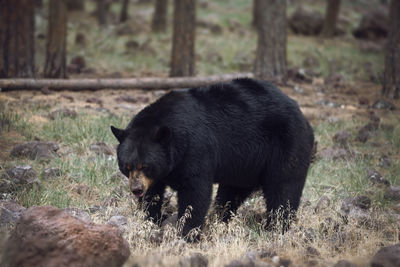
[1,0,398,266]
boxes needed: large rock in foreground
[1,206,130,267]
[371,243,400,267]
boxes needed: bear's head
[111,125,171,198]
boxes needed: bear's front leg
[139,181,166,225]
[177,180,212,240]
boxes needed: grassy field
[1,0,399,266]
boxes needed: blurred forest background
[1,0,400,267]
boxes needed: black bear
[111,78,314,238]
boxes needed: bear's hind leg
[262,179,304,233]
[214,185,254,222]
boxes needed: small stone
[89,142,114,156]
[179,252,208,267]
[63,208,91,222]
[10,141,59,160]
[315,195,331,213]
[370,243,400,267]
[1,165,40,193]
[75,184,90,195]
[353,195,371,210]
[384,186,400,201]
[41,167,62,180]
[372,99,396,110]
[318,147,347,160]
[49,108,77,120]
[161,213,178,229]
[378,154,392,168]
[333,131,351,147]
[333,260,358,267]
[305,246,320,257]
[107,215,128,233]
[86,97,103,105]
[367,169,390,187]
[0,200,26,227]
[114,95,138,104]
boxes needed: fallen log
[0,73,253,91]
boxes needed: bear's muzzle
[129,170,153,198]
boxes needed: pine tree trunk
[44,0,67,78]
[0,0,35,78]
[382,0,400,98]
[170,0,196,77]
[321,0,341,37]
[152,0,168,32]
[254,0,287,81]
[97,0,108,26]
[252,0,261,28]
[66,0,84,11]
[120,0,129,23]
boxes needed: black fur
[111,78,314,237]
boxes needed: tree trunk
[254,0,287,81]
[382,0,400,98]
[252,0,261,28]
[44,0,67,78]
[119,0,129,23]
[97,0,108,26]
[152,0,168,32]
[0,0,35,78]
[321,0,341,37]
[170,0,196,77]
[66,0,84,11]
[0,73,253,91]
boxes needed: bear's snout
[129,170,153,198]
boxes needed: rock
[315,195,331,213]
[63,208,91,222]
[75,32,86,46]
[379,154,393,168]
[86,97,103,105]
[333,260,358,267]
[341,197,371,226]
[224,258,270,267]
[318,147,347,160]
[289,7,323,35]
[1,206,130,267]
[372,99,396,110]
[316,100,341,108]
[107,215,128,233]
[353,7,389,40]
[356,122,379,143]
[10,141,59,160]
[333,131,351,147]
[0,200,26,227]
[68,55,86,74]
[179,252,208,267]
[324,73,346,89]
[370,243,400,267]
[353,195,371,210]
[90,142,114,156]
[161,213,178,229]
[75,184,91,195]
[49,108,77,120]
[115,95,138,104]
[41,167,62,180]
[287,68,312,83]
[305,246,320,257]
[367,169,390,187]
[384,186,400,201]
[197,19,223,34]
[0,165,40,193]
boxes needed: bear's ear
[152,126,171,143]
[111,126,127,143]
